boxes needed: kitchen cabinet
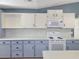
[21,13,35,28]
[0,41,10,58]
[1,13,35,28]
[35,13,47,28]
[1,13,47,28]
[11,41,23,58]
[63,13,75,28]
[1,13,22,28]
[24,41,35,57]
[47,10,63,19]
[66,40,79,50]
[35,40,48,57]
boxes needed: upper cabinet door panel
[63,13,75,28]
[1,13,21,28]
[21,13,35,28]
[35,13,47,28]
[47,10,63,19]
[1,13,35,28]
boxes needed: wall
[1,2,79,17]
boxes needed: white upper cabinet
[35,13,47,28]
[1,13,47,28]
[1,13,22,28]
[63,13,75,28]
[21,13,35,28]
[1,13,35,28]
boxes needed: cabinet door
[24,41,34,57]
[12,41,23,51]
[0,41,10,58]
[47,10,63,19]
[74,19,79,39]
[12,51,23,58]
[35,40,48,57]
[0,29,5,38]
[1,13,21,28]
[35,13,47,28]
[63,13,75,28]
[66,40,79,50]
[21,13,35,28]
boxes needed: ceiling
[0,0,79,9]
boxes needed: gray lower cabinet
[24,41,34,57]
[0,40,49,58]
[0,41,10,58]
[66,40,79,50]
[11,41,23,58]
[35,40,48,57]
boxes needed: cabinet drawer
[0,44,10,58]
[35,40,48,44]
[66,44,79,50]
[66,40,79,44]
[24,40,34,44]
[0,41,10,45]
[12,51,23,57]
[12,41,22,45]
[12,45,22,51]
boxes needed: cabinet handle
[16,54,19,56]
[32,46,34,49]
[45,24,47,26]
[66,46,69,50]
[40,41,43,43]
[46,46,48,50]
[33,24,36,27]
[64,24,65,26]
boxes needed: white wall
[4,28,73,39]
[0,0,79,9]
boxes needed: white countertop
[43,51,79,59]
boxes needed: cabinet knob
[72,41,74,43]
[16,47,19,49]
[40,41,43,43]
[16,42,19,44]
[16,54,19,56]
[3,42,5,44]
